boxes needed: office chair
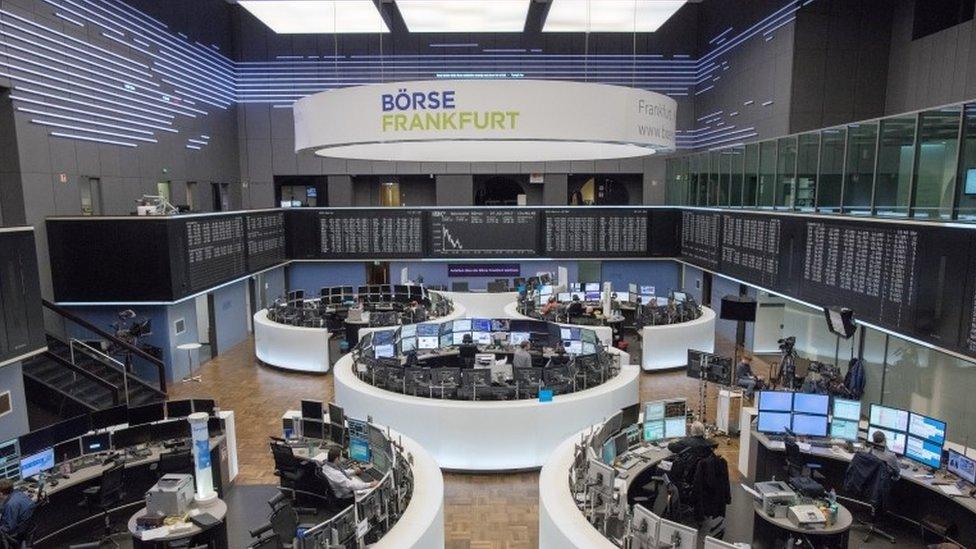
[270,441,306,501]
[247,523,283,549]
[314,467,353,513]
[838,451,896,544]
[784,438,824,482]
[79,462,125,548]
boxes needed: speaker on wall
[720,295,757,322]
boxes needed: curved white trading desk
[254,309,332,373]
[502,302,614,346]
[640,306,715,371]
[375,427,445,549]
[539,427,616,549]
[334,352,639,471]
[441,291,519,318]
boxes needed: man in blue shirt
[0,478,34,545]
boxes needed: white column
[188,412,217,505]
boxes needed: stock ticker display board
[543,209,649,257]
[245,212,286,271]
[680,211,721,269]
[184,216,246,293]
[720,214,781,288]
[318,210,424,258]
[428,209,539,258]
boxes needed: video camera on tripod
[686,350,733,386]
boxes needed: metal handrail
[70,338,129,407]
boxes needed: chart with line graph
[429,209,538,257]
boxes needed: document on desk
[138,526,171,540]
[797,442,812,452]
[939,485,964,496]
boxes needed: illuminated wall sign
[293,80,676,162]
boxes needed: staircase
[23,301,168,416]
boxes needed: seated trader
[667,421,713,454]
[459,334,478,367]
[406,300,426,322]
[0,479,34,545]
[865,430,901,478]
[513,341,533,369]
[735,355,764,398]
[540,296,558,317]
[567,295,585,318]
[321,448,378,507]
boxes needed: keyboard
[810,440,832,448]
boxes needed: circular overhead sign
[293,80,676,162]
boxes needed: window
[956,103,976,220]
[913,107,961,219]
[729,146,744,207]
[874,116,916,216]
[743,143,759,207]
[80,177,101,216]
[708,151,721,206]
[795,132,819,211]
[718,151,731,206]
[843,123,878,214]
[776,136,797,209]
[758,140,776,208]
[688,154,701,206]
[817,128,846,212]
[186,181,197,211]
[696,153,709,206]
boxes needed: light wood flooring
[169,336,743,548]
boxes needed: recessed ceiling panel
[544,0,687,32]
[239,1,390,34]
[396,0,531,33]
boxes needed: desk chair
[265,494,318,549]
[270,441,306,501]
[313,467,351,513]
[247,523,282,549]
[838,451,896,544]
[79,462,125,548]
[784,438,825,482]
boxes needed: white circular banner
[293,80,676,162]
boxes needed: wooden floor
[170,336,742,548]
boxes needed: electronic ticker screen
[246,212,286,271]
[543,209,649,257]
[319,210,424,258]
[184,216,246,293]
[429,209,538,258]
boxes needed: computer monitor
[400,324,417,338]
[472,331,491,345]
[757,411,792,434]
[584,291,600,301]
[585,283,600,292]
[91,404,128,430]
[704,536,741,549]
[81,432,111,455]
[791,414,829,437]
[128,402,165,426]
[571,291,585,301]
[829,418,859,441]
[868,426,906,455]
[645,401,665,421]
[453,319,472,332]
[451,332,469,346]
[758,391,793,412]
[152,420,191,442]
[328,403,345,427]
[401,337,417,353]
[663,399,686,419]
[166,399,193,419]
[601,438,617,465]
[643,419,665,442]
[374,344,395,358]
[563,340,583,355]
[671,291,688,302]
[18,428,53,457]
[613,432,629,457]
[658,518,697,549]
[349,437,371,462]
[832,398,861,421]
[615,291,630,303]
[869,404,909,432]
[586,458,615,494]
[538,284,553,296]
[904,435,942,469]
[54,439,81,464]
[630,504,660,548]
[112,424,152,449]
[301,400,324,420]
[639,285,654,295]
[664,417,686,438]
[469,318,491,333]
[793,393,829,416]
[509,332,530,345]
[302,419,325,440]
[418,335,438,349]
[947,449,976,484]
[51,415,91,445]
[908,412,947,446]
[19,448,54,479]
[372,330,395,346]
[193,399,217,415]
[557,292,570,302]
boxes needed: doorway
[366,262,389,285]
[186,181,197,211]
[157,181,171,204]
[80,177,102,215]
[195,293,216,361]
[211,182,229,211]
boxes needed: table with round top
[128,497,228,548]
[177,342,203,383]
[752,500,852,548]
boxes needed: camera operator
[735,355,764,399]
[778,336,798,390]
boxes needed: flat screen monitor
[560,327,571,340]
[400,324,417,338]
[791,414,829,437]
[19,448,54,479]
[54,439,81,464]
[538,284,553,296]
[152,420,191,443]
[758,391,793,412]
[830,418,859,441]
[869,405,909,432]
[643,419,665,442]
[664,417,686,438]
[793,393,829,416]
[582,342,596,355]
[372,330,395,346]
[663,400,686,419]
[832,398,861,421]
[374,344,395,358]
[193,399,216,415]
[904,435,942,469]
[645,401,665,421]
[584,291,600,301]
[966,168,976,195]
[563,340,583,355]
[328,403,345,427]
[451,332,469,346]
[757,411,791,434]
[571,292,585,301]
[81,432,111,455]
[439,334,451,348]
[401,337,417,353]
[357,286,368,295]
[417,323,439,338]
[471,318,491,333]
[112,424,152,449]
[301,400,324,420]
[580,330,597,344]
[658,519,697,549]
[569,283,582,292]
[302,419,325,440]
[613,432,629,457]
[18,428,53,457]
[671,291,688,302]
[948,449,976,484]
[868,427,906,455]
[453,319,472,332]
[349,437,370,462]
[615,291,630,303]
[601,438,617,465]
[509,332,530,345]
[91,404,128,431]
[472,331,491,345]
[417,336,438,350]
[51,415,91,445]
[128,403,164,426]
[908,412,946,445]
[585,283,600,292]
[491,319,510,332]
[0,439,16,463]
[640,285,655,295]
[166,400,193,419]
[557,292,570,302]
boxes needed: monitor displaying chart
[868,427,906,455]
[830,418,859,441]
[905,436,942,469]
[907,413,946,445]
[832,398,861,421]
[643,419,665,442]
[870,405,909,432]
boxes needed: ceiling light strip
[50,131,138,148]
[30,118,158,142]
[17,107,155,135]
[10,95,178,132]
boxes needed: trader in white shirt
[321,448,378,506]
